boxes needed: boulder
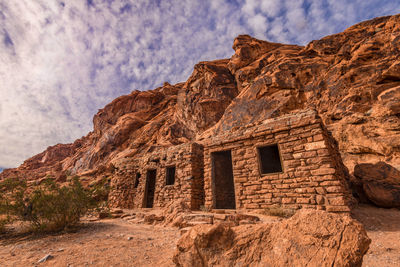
[162,200,191,226]
[173,209,370,267]
[354,161,400,208]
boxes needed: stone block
[261,184,273,189]
[328,196,347,206]
[294,170,311,177]
[285,160,301,168]
[296,198,310,204]
[325,205,351,212]
[326,186,344,193]
[281,153,294,160]
[244,203,260,209]
[282,197,295,204]
[303,151,318,158]
[275,184,290,189]
[305,141,326,151]
[271,198,282,203]
[313,134,324,141]
[316,195,325,205]
[293,144,305,151]
[295,188,307,193]
[320,180,341,186]
[310,168,336,176]
[315,187,326,194]
[317,149,330,156]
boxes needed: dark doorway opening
[165,166,176,185]
[211,150,236,209]
[134,172,141,188]
[144,169,157,208]
[257,144,283,174]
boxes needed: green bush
[0,178,26,222]
[28,177,97,232]
[0,176,99,233]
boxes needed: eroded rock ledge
[173,209,371,267]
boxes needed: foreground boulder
[354,162,400,208]
[173,210,370,267]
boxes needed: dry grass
[263,206,296,218]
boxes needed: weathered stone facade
[110,109,353,212]
[200,110,353,212]
[110,143,204,209]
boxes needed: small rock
[111,208,123,214]
[127,236,133,240]
[180,227,191,235]
[38,254,54,263]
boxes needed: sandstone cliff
[2,15,400,201]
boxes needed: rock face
[354,162,400,207]
[173,209,371,267]
[1,15,400,202]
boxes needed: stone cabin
[110,143,204,210]
[110,110,353,212]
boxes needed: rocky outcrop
[173,209,371,267]
[1,15,400,204]
[202,16,400,175]
[354,162,400,207]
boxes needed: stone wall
[110,143,204,209]
[200,110,353,212]
[109,158,140,208]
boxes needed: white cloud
[0,0,398,168]
[248,14,268,38]
[260,0,282,18]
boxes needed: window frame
[165,165,176,186]
[256,143,284,176]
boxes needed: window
[134,172,141,188]
[165,166,176,185]
[257,144,283,174]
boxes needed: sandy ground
[0,219,180,267]
[0,204,399,267]
[352,204,400,267]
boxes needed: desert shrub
[90,177,110,202]
[263,206,296,218]
[0,178,26,220]
[0,176,98,233]
[28,177,97,232]
[0,178,27,233]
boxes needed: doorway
[211,150,236,209]
[144,169,157,208]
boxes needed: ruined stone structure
[110,143,204,210]
[110,110,353,212]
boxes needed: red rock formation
[354,162,400,207]
[1,15,400,203]
[173,209,371,267]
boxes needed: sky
[0,0,399,169]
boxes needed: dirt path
[0,219,180,267]
[352,204,400,267]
